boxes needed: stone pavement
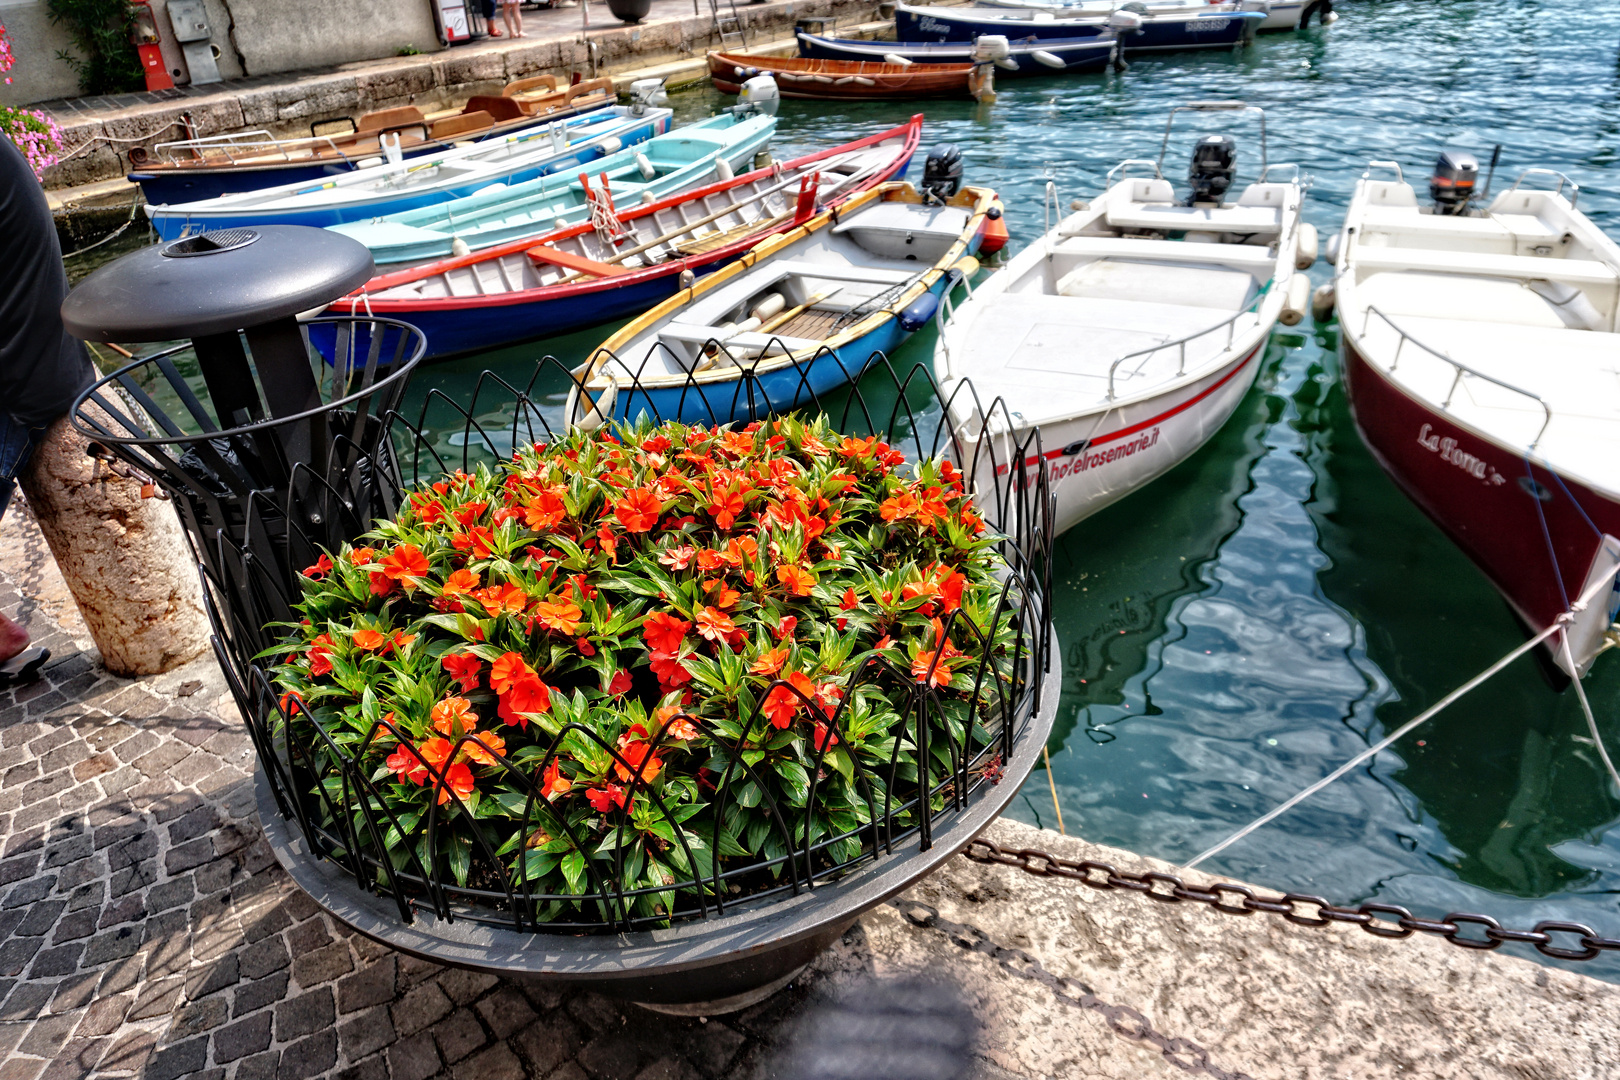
[1,492,1618,1080]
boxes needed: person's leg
[483,0,503,36]
[0,416,49,666]
[512,1,524,36]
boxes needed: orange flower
[452,526,497,559]
[302,554,333,579]
[839,587,860,611]
[441,568,480,596]
[749,646,788,677]
[523,491,567,531]
[585,784,627,813]
[762,671,817,729]
[707,487,745,530]
[461,729,505,767]
[653,704,700,742]
[431,696,478,737]
[642,612,691,654]
[695,606,736,644]
[380,544,430,586]
[659,545,696,570]
[703,579,741,610]
[812,721,839,753]
[385,742,431,785]
[490,652,536,695]
[441,651,482,691]
[613,736,664,784]
[614,487,663,533]
[307,634,336,676]
[649,650,693,691]
[349,547,377,566]
[434,761,475,806]
[473,583,528,617]
[351,628,387,651]
[879,492,918,522]
[911,650,956,689]
[776,564,815,597]
[531,596,583,636]
[542,758,573,799]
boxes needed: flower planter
[257,657,1056,1009]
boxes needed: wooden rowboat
[318,117,923,362]
[708,50,995,102]
[127,76,618,204]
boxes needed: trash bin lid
[61,225,375,343]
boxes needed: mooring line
[1042,743,1066,835]
[1186,562,1620,870]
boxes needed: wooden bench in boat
[1356,207,1567,250]
[1353,248,1617,286]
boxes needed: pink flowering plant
[0,23,64,177]
[268,415,1019,925]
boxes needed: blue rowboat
[795,30,1117,73]
[144,105,673,240]
[565,180,997,429]
[327,111,777,265]
[894,3,1265,51]
[125,77,620,204]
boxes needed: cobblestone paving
[0,573,833,1080]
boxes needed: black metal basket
[90,337,1055,941]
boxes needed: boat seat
[504,74,559,97]
[1353,248,1616,286]
[830,203,971,259]
[654,326,822,370]
[1103,203,1282,236]
[769,260,918,285]
[430,112,495,139]
[464,96,528,123]
[356,106,426,135]
[1053,236,1277,272]
[1122,178,1176,205]
[1356,207,1567,250]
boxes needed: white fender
[882,53,914,66]
[1310,282,1336,323]
[635,152,655,180]
[1032,50,1065,68]
[1279,273,1311,326]
[1294,221,1319,270]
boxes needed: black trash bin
[61,225,426,692]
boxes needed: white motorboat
[936,103,1311,536]
[1332,153,1620,675]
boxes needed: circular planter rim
[257,657,1059,985]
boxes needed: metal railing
[1360,304,1553,448]
[1361,160,1405,184]
[1103,158,1165,186]
[1503,168,1581,209]
[1105,285,1269,400]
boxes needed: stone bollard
[17,406,209,676]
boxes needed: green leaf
[561,851,587,895]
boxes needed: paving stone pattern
[0,574,832,1080]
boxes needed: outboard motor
[921,144,964,202]
[1187,134,1237,206]
[1429,149,1478,215]
[971,34,1017,70]
[735,74,781,117]
[629,78,669,116]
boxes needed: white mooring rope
[1185,561,1620,870]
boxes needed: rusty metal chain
[890,898,1255,1080]
[963,839,1620,963]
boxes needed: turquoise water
[79,0,1620,976]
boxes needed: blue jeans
[0,415,48,524]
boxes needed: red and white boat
[1334,156,1620,675]
[937,104,1312,536]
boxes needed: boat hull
[1341,338,1620,659]
[607,273,956,427]
[795,33,1115,73]
[895,6,1261,51]
[708,53,979,100]
[146,114,670,239]
[990,342,1262,536]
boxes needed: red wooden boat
[1335,159,1620,675]
[326,116,923,361]
[708,50,995,102]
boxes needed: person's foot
[0,613,28,666]
[488,25,504,36]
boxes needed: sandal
[0,648,49,689]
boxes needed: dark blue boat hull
[895,8,1262,51]
[796,33,1114,73]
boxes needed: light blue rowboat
[328,112,777,265]
[567,180,997,429]
[144,104,673,240]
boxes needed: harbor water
[69,0,1620,978]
